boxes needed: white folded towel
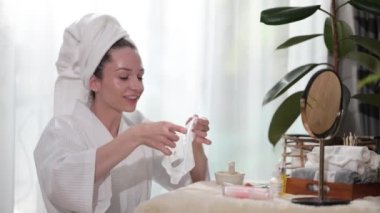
[308,146,371,163]
[368,151,380,170]
[161,116,198,184]
[305,146,379,175]
[305,160,367,175]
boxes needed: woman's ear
[89,75,100,92]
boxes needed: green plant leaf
[276,34,322,49]
[342,84,351,111]
[349,35,380,58]
[345,51,380,72]
[262,63,322,106]
[324,18,333,53]
[349,0,380,16]
[352,93,380,107]
[324,18,355,57]
[260,5,320,25]
[268,91,303,146]
[358,72,380,88]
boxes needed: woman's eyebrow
[115,68,145,73]
[115,67,132,72]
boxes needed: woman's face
[91,46,144,113]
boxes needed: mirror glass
[301,69,342,139]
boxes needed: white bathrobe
[34,101,192,213]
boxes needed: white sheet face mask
[162,116,198,184]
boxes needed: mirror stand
[291,139,350,206]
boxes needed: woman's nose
[129,77,143,91]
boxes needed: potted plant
[260,0,380,146]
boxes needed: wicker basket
[281,134,379,174]
[283,134,380,200]
[281,134,319,173]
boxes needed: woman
[34,14,211,213]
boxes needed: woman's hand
[188,115,211,182]
[95,121,185,181]
[189,116,211,145]
[125,121,187,155]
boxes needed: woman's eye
[138,76,144,81]
[120,76,128,80]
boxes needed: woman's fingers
[167,134,179,143]
[194,135,212,145]
[168,123,187,134]
[185,116,211,145]
[160,145,172,155]
[193,117,210,132]
[136,120,212,155]
[197,117,209,126]
[193,129,207,138]
[151,138,175,155]
[162,137,177,148]
[153,122,184,154]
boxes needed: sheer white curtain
[0,0,328,212]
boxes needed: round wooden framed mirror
[292,69,350,206]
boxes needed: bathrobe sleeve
[34,116,97,212]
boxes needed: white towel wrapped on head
[54,13,132,116]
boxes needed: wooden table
[135,181,380,213]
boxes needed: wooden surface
[286,177,380,200]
